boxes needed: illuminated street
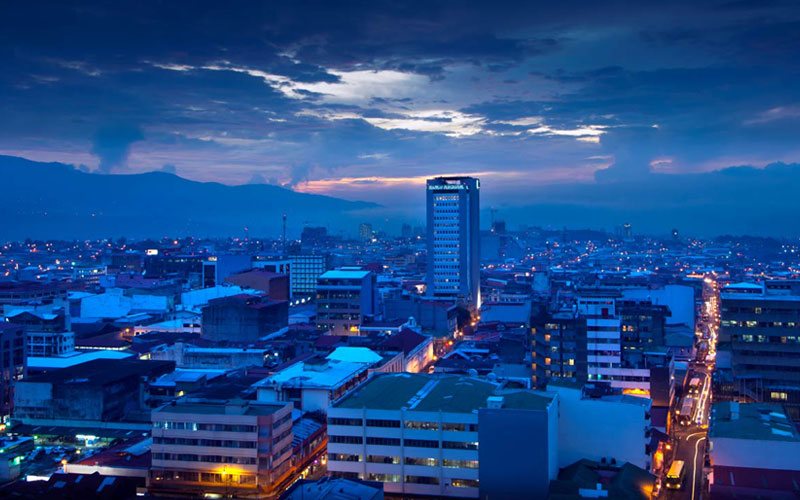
[662,276,719,499]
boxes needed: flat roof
[24,358,173,386]
[710,402,800,442]
[28,350,133,370]
[320,270,370,280]
[257,358,369,390]
[336,373,552,413]
[155,399,285,416]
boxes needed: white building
[255,355,372,413]
[327,373,558,499]
[548,381,652,470]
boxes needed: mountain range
[0,155,378,240]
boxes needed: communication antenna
[282,213,287,257]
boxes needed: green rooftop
[336,373,552,413]
[412,377,497,413]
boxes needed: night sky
[2,1,800,235]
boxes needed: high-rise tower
[426,176,480,309]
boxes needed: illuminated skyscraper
[426,176,480,309]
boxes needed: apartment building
[150,399,294,498]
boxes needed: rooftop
[25,358,174,386]
[27,349,134,370]
[257,358,370,390]
[710,402,800,442]
[320,269,371,280]
[155,399,286,416]
[326,346,383,364]
[336,373,552,413]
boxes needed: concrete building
[225,269,290,301]
[256,355,372,413]
[150,399,294,498]
[383,292,458,336]
[282,477,384,500]
[290,255,328,298]
[13,358,174,427]
[316,269,377,336]
[26,330,74,357]
[201,254,253,288]
[708,402,800,498]
[201,294,288,342]
[0,324,25,421]
[532,308,586,389]
[577,290,674,398]
[548,381,653,471]
[426,177,480,310]
[719,281,800,420]
[0,436,34,481]
[327,373,558,499]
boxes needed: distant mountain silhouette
[0,155,379,240]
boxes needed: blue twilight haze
[2,0,800,236]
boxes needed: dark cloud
[90,124,144,173]
[1,0,800,235]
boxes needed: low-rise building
[316,269,377,336]
[202,294,288,342]
[256,355,372,413]
[13,358,174,427]
[149,399,294,498]
[708,401,800,498]
[327,373,558,499]
[548,381,653,471]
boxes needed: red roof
[380,329,427,355]
[713,465,800,491]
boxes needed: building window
[366,419,400,428]
[404,439,438,448]
[405,421,439,430]
[443,459,479,469]
[329,435,363,444]
[405,457,437,466]
[442,441,478,450]
[329,417,363,426]
[771,392,788,401]
[366,437,401,446]
[367,473,400,483]
[406,476,440,485]
[451,478,480,488]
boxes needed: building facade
[316,269,377,336]
[150,399,294,498]
[201,294,288,342]
[290,255,328,298]
[0,324,25,421]
[327,373,558,499]
[719,281,800,420]
[426,177,480,310]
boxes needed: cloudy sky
[2,1,800,235]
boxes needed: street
[660,276,718,499]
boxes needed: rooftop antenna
[282,213,287,257]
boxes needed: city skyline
[3,1,800,235]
